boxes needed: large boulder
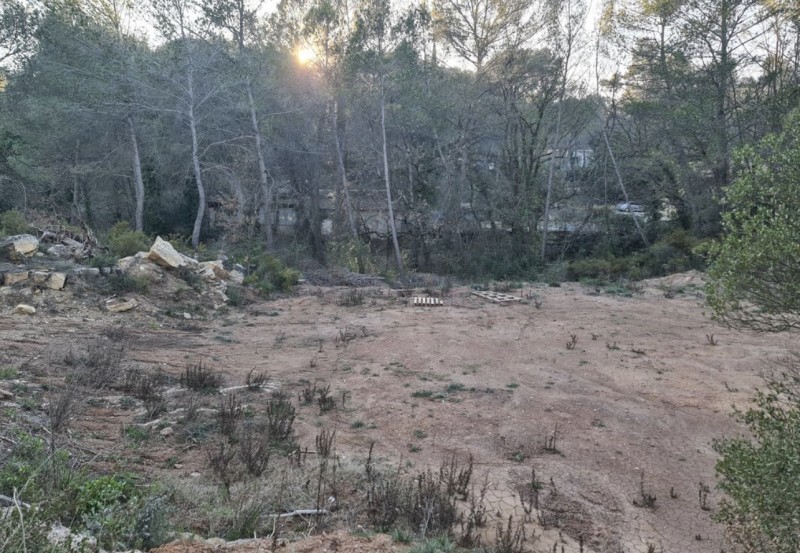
[147,237,189,269]
[1,234,39,260]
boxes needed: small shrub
[217,394,243,440]
[0,366,18,379]
[245,369,268,391]
[107,222,150,258]
[0,209,30,235]
[65,339,125,389]
[265,392,296,448]
[175,266,204,292]
[237,422,271,477]
[226,285,246,306]
[106,272,149,295]
[179,363,223,393]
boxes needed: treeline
[0,0,798,278]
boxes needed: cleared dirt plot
[1,273,794,553]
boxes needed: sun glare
[296,46,317,65]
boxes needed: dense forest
[1,0,798,279]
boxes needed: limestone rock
[229,269,245,285]
[3,271,29,286]
[198,260,229,281]
[106,298,137,313]
[72,267,100,277]
[1,234,39,260]
[117,251,147,271]
[31,271,49,284]
[147,236,187,269]
[12,304,36,315]
[47,244,71,258]
[159,426,174,437]
[46,272,67,290]
[0,388,13,401]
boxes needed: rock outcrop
[1,234,39,260]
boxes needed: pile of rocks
[2,235,246,315]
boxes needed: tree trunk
[128,115,145,233]
[188,70,205,250]
[380,84,403,275]
[247,81,274,249]
[332,99,358,238]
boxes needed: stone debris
[0,388,14,401]
[148,236,192,269]
[12,304,36,315]
[3,271,29,286]
[46,272,67,290]
[106,298,138,313]
[0,234,39,260]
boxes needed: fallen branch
[0,493,30,510]
[267,509,329,519]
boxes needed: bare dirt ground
[1,272,795,553]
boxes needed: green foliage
[0,209,30,236]
[240,253,300,296]
[105,273,149,295]
[714,365,800,553]
[705,109,800,332]
[107,222,150,258]
[566,230,704,283]
[75,475,135,517]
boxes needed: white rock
[159,426,174,437]
[229,269,245,285]
[12,304,36,315]
[106,298,138,313]
[199,260,229,281]
[47,244,71,258]
[46,273,67,290]
[147,236,187,269]
[183,312,191,319]
[1,234,38,259]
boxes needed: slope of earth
[1,273,794,552]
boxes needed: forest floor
[1,271,795,553]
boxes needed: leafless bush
[180,362,223,393]
[495,515,527,553]
[238,422,271,477]
[565,334,578,350]
[298,382,317,405]
[633,470,657,509]
[64,339,124,389]
[315,428,336,458]
[47,386,78,435]
[218,394,243,439]
[440,454,473,500]
[245,369,268,391]
[207,440,238,496]
[122,368,167,420]
[317,384,336,413]
[266,392,295,447]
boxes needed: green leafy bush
[0,209,30,236]
[714,367,800,553]
[107,222,150,258]
[242,255,300,296]
[106,273,149,295]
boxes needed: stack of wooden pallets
[470,291,522,304]
[412,297,443,306]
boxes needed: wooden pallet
[470,290,522,304]
[412,296,443,306]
